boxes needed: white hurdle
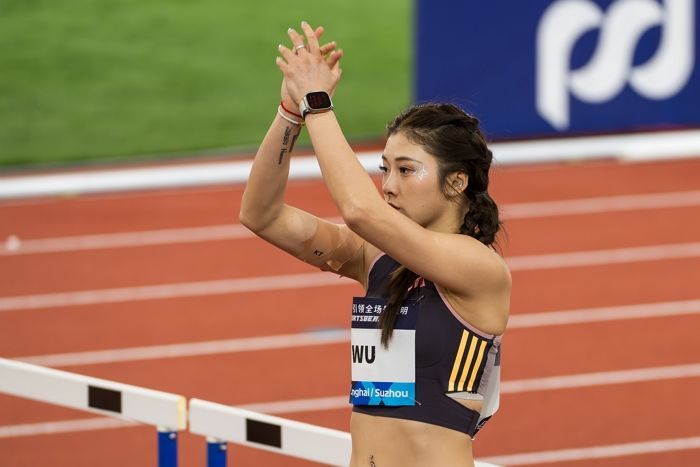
[189,398,503,467]
[189,398,352,466]
[0,358,186,466]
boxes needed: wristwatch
[299,91,334,119]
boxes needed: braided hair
[378,103,502,347]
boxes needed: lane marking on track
[2,242,700,312]
[502,189,700,219]
[0,418,137,439]
[12,299,700,367]
[507,299,700,327]
[2,363,700,439]
[18,330,352,367]
[0,273,356,312]
[501,363,700,394]
[506,241,700,270]
[3,190,700,257]
[479,436,700,465]
[1,224,252,256]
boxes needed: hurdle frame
[0,358,186,467]
[189,398,352,466]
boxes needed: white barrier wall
[2,129,700,199]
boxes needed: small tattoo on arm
[369,455,376,467]
[278,148,287,165]
[290,130,299,153]
[282,127,292,146]
[278,126,300,165]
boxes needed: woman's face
[380,132,455,229]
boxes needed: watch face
[306,91,332,110]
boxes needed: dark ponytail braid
[377,103,503,347]
[378,266,419,346]
[461,191,500,245]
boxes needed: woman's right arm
[240,111,369,285]
[239,108,313,252]
[240,30,370,285]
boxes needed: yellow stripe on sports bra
[448,331,469,392]
[466,340,487,392]
[457,336,479,391]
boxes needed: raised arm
[240,27,369,285]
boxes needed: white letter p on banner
[536,0,695,131]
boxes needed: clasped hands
[277,21,343,113]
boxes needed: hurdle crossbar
[0,358,186,466]
[189,398,351,466]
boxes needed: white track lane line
[502,189,700,218]
[0,416,204,440]
[2,241,700,312]
[0,272,355,312]
[500,363,700,394]
[18,329,351,367]
[478,436,700,466]
[505,241,700,270]
[507,298,700,328]
[3,190,700,257]
[13,299,700,367]
[1,224,252,256]
[0,418,137,439]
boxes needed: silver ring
[293,44,306,54]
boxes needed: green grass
[0,0,411,168]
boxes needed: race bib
[350,297,419,406]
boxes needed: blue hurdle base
[207,438,228,467]
[157,427,178,467]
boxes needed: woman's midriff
[349,411,475,467]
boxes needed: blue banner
[350,381,416,405]
[415,0,699,138]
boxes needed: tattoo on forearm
[278,147,288,165]
[290,130,299,153]
[278,126,300,165]
[369,455,376,467]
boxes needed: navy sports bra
[351,254,502,438]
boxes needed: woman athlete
[240,22,511,467]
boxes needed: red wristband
[280,101,303,119]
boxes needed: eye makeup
[415,164,428,181]
[380,155,430,181]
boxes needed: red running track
[1,157,700,466]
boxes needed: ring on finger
[293,44,306,54]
